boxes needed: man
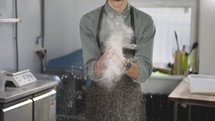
[80,0,156,120]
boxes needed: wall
[0,0,41,72]
[45,0,75,61]
[199,0,215,75]
[45,0,105,61]
[0,0,14,70]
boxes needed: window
[131,0,198,68]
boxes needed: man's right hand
[93,45,127,79]
[93,49,110,79]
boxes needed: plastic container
[181,53,188,74]
[188,74,215,94]
[174,50,183,75]
[0,70,6,91]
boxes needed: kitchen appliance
[5,69,37,87]
[188,74,215,94]
[2,99,33,121]
[0,70,6,91]
[33,89,56,121]
[1,90,56,121]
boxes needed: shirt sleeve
[133,16,156,83]
[79,16,101,81]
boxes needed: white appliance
[5,69,37,87]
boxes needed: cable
[41,0,45,48]
[40,0,45,73]
[14,0,19,71]
[37,0,45,73]
[35,0,46,73]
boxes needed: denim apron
[86,5,146,121]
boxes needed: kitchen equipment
[33,90,56,121]
[2,99,33,121]
[153,67,172,74]
[0,70,6,91]
[0,74,59,121]
[122,44,137,59]
[174,50,183,75]
[122,43,137,50]
[188,74,215,94]
[181,53,188,74]
[5,69,37,87]
[189,42,198,55]
[174,31,180,50]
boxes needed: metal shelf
[0,18,21,23]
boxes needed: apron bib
[86,75,146,121]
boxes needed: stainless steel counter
[0,74,60,103]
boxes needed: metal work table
[0,80,58,103]
[0,74,59,103]
[169,80,215,121]
[0,74,60,121]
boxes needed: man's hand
[93,46,126,79]
[93,49,110,79]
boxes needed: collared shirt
[80,2,156,83]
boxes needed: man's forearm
[94,57,140,80]
[124,62,140,80]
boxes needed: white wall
[0,0,41,72]
[72,0,105,53]
[45,0,105,61]
[199,0,215,75]
[0,0,14,70]
[45,0,75,61]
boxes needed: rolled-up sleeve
[133,16,156,83]
[80,16,101,81]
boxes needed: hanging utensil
[189,42,198,55]
[174,30,180,51]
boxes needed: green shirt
[80,3,156,83]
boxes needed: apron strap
[130,6,136,44]
[96,5,105,50]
